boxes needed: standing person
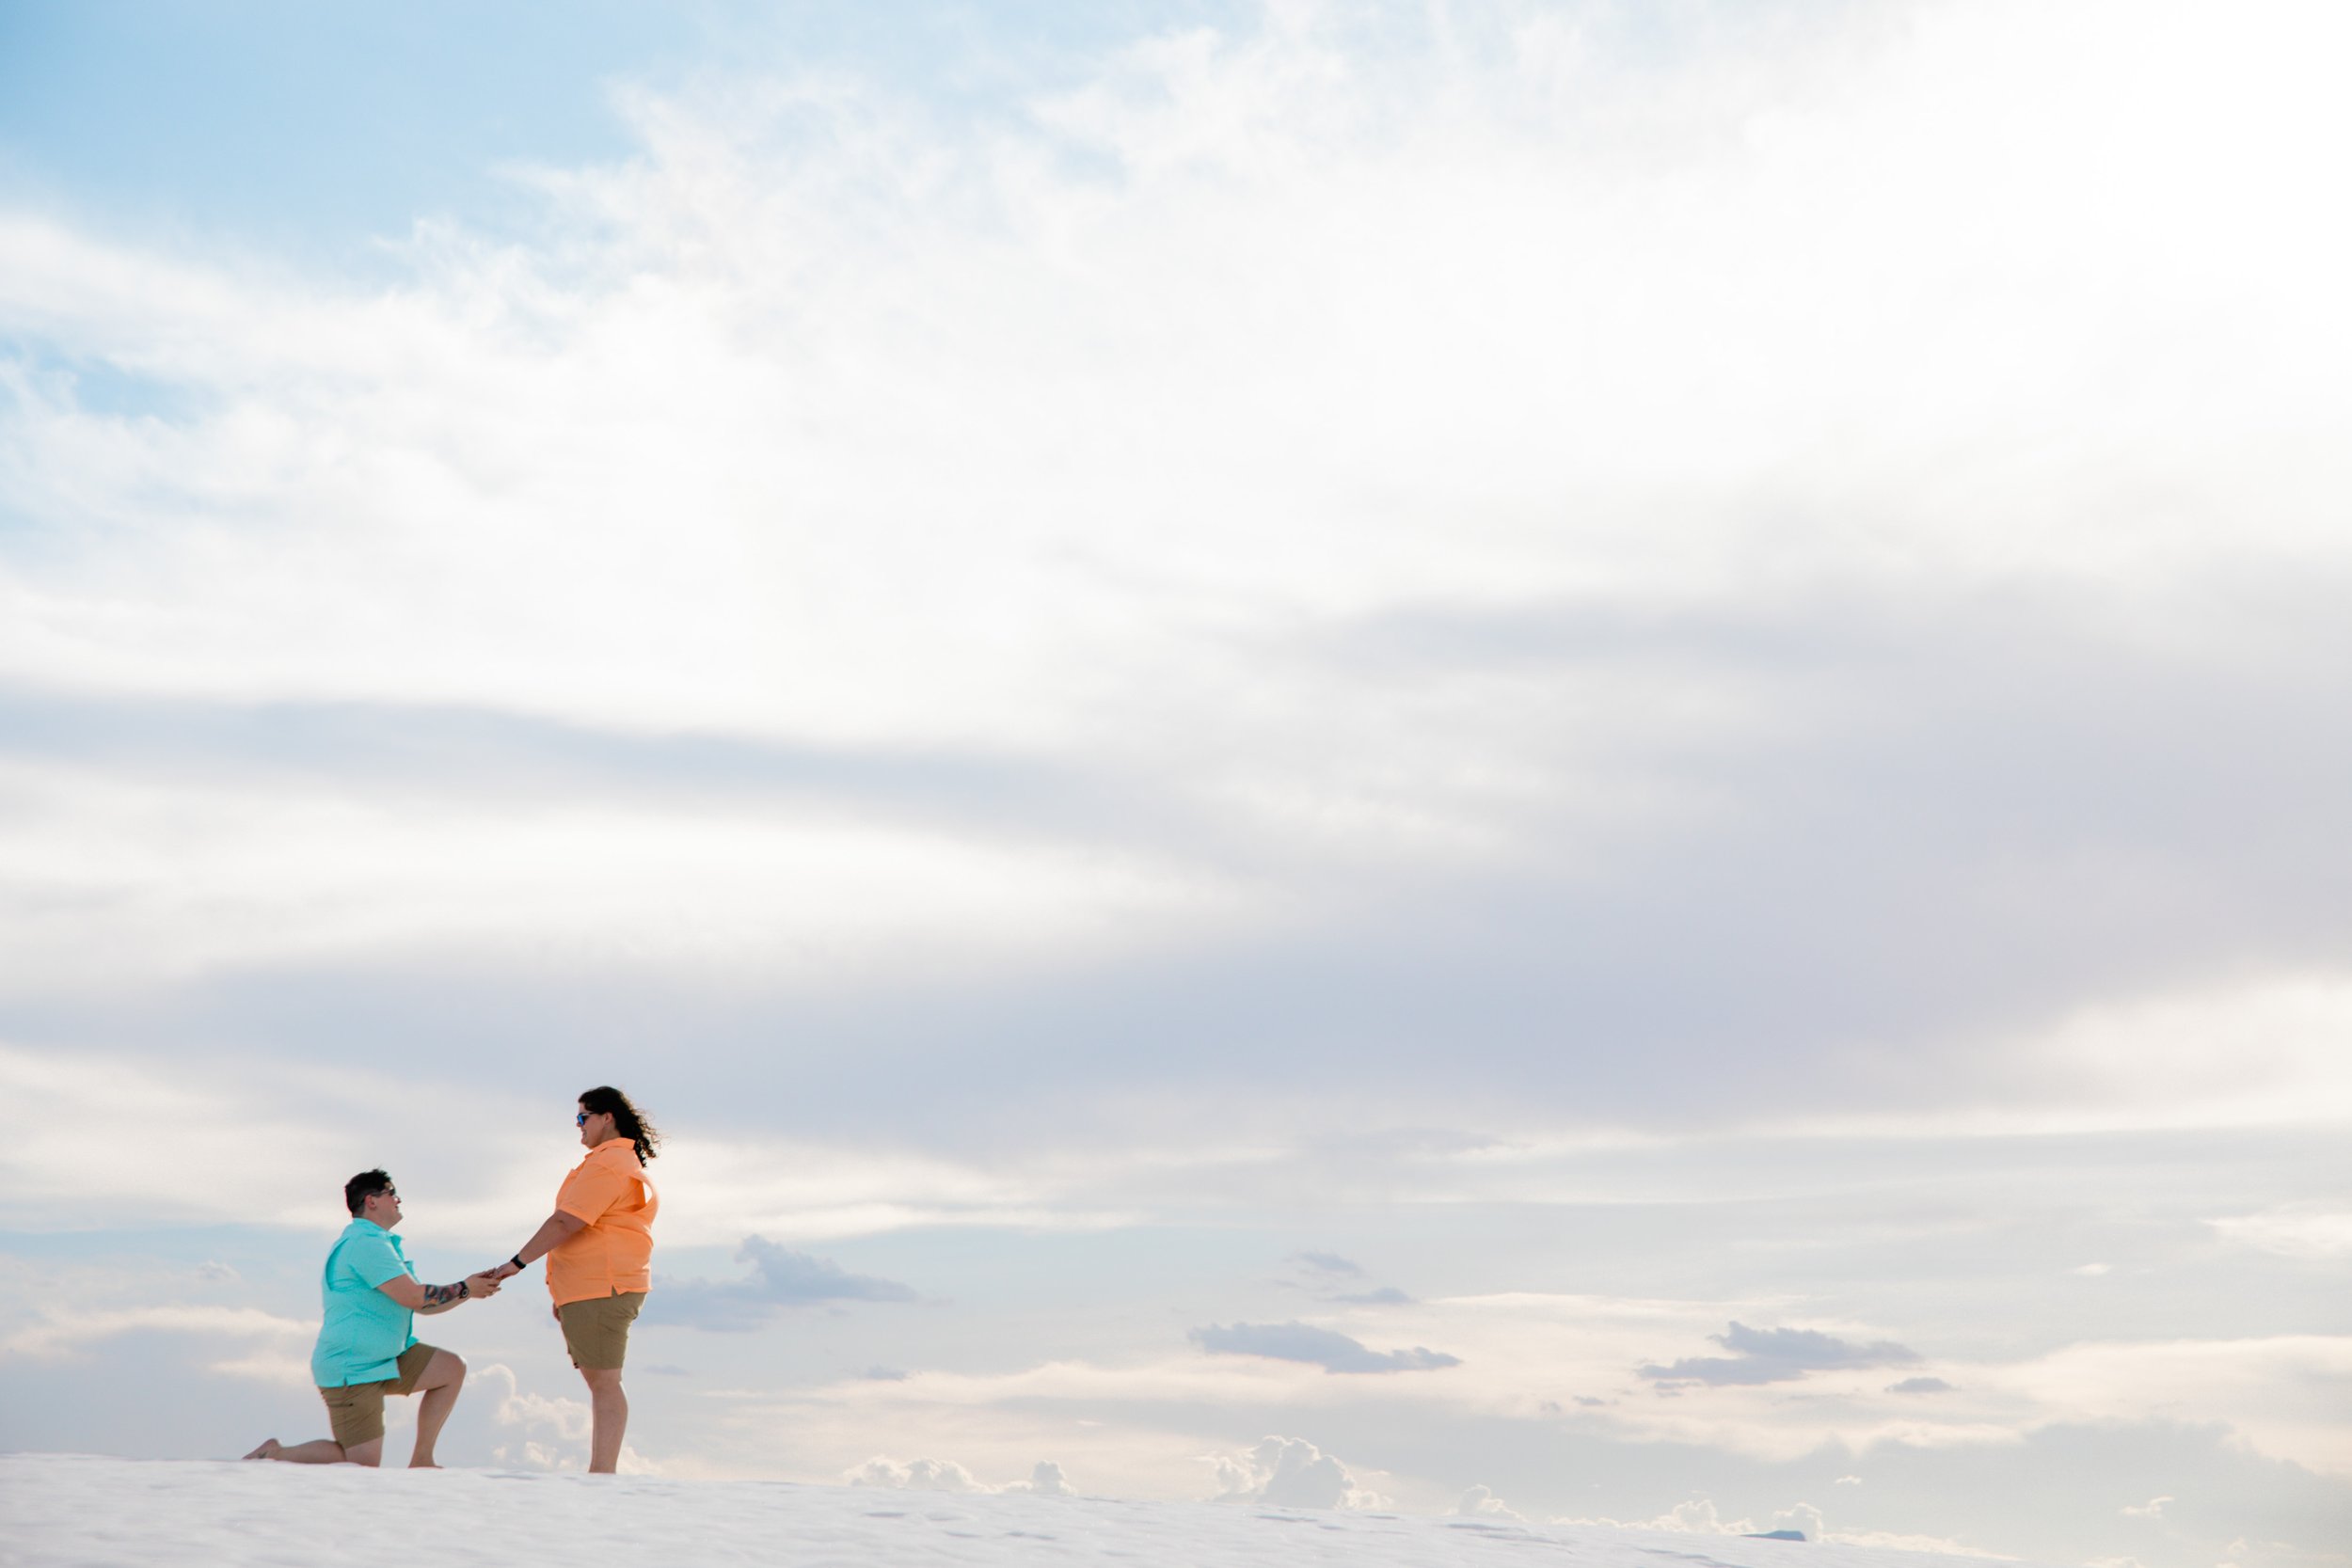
[245,1171,502,1467]
[492,1086,660,1474]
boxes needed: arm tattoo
[421,1280,467,1307]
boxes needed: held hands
[490,1259,523,1283]
[463,1271,504,1300]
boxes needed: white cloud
[447,1361,658,1474]
[0,1044,369,1230]
[0,0,2345,1171]
[1564,1497,1825,1543]
[2010,977,2352,1130]
[1617,1499,2011,1558]
[0,1305,312,1362]
[0,1040,1149,1242]
[1205,1434,1389,1510]
[1005,1461,1075,1497]
[1453,1483,1523,1520]
[847,1455,990,1493]
[845,1454,1073,1496]
[1785,974,2352,1135]
[0,757,1246,1002]
[1991,1337,2352,1477]
[1,0,2344,960]
[2211,1211,2352,1260]
[1190,1320,1462,1373]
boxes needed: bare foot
[408,1460,442,1469]
[243,1438,281,1461]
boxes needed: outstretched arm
[377,1272,502,1316]
[494,1212,587,1279]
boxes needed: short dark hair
[344,1169,393,1215]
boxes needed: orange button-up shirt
[547,1138,659,1307]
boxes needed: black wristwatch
[511,1254,528,1271]
[458,1278,471,1299]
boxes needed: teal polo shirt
[310,1218,420,1388]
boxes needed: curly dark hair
[580,1085,660,1164]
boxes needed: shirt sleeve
[342,1233,411,1289]
[556,1158,631,1226]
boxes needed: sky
[0,1,2347,1563]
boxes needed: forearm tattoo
[421,1279,469,1307]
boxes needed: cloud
[847,1455,988,1494]
[1189,1321,1461,1374]
[0,1305,312,1361]
[654,1235,916,1329]
[1887,1377,1957,1396]
[1206,1435,1387,1510]
[1639,1322,1923,1386]
[460,1362,660,1474]
[1285,1248,1414,1305]
[0,0,2345,1164]
[845,1455,1072,1496]
[2210,1210,2352,1259]
[1286,1249,1414,1305]
[1333,1287,1415,1307]
[1987,1335,2352,1477]
[1005,1461,1075,1497]
[1452,1483,1523,1521]
[1290,1251,1363,1276]
[1567,1498,1825,1543]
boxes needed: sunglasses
[576,1112,591,1126]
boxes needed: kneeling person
[245,1170,501,1468]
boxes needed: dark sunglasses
[575,1111,590,1126]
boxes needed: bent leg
[244,1437,347,1464]
[317,1377,391,1465]
[405,1350,467,1468]
[580,1367,627,1474]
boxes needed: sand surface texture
[1,1454,2037,1568]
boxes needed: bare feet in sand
[242,1439,281,1461]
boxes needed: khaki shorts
[558,1291,645,1370]
[318,1342,438,1449]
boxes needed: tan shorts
[558,1291,644,1370]
[318,1342,438,1449]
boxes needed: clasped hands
[463,1259,525,1297]
[474,1259,550,1322]
[446,1258,527,1307]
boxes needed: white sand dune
[0,1454,2034,1568]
